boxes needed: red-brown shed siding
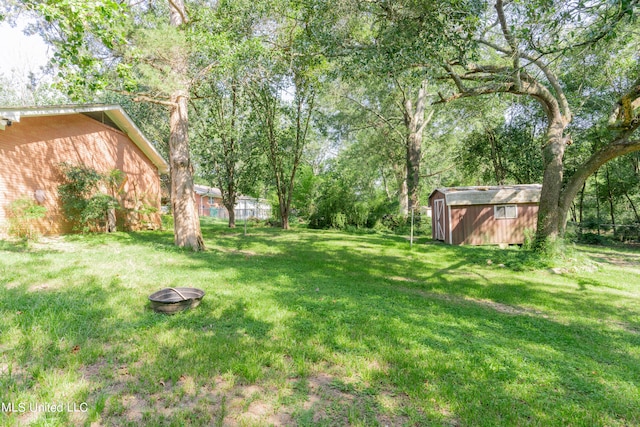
[450,203,538,245]
[0,114,162,235]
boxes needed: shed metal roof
[0,104,169,174]
[429,184,542,206]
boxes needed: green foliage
[576,232,609,246]
[461,104,545,185]
[291,164,321,220]
[6,197,47,241]
[57,163,121,232]
[82,193,119,227]
[19,0,130,100]
[161,214,174,231]
[308,172,356,229]
[308,171,404,231]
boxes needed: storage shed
[428,185,542,245]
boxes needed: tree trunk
[624,192,640,223]
[605,164,616,234]
[596,170,601,235]
[280,202,290,230]
[398,176,409,216]
[107,208,116,232]
[488,127,505,184]
[226,201,236,228]
[534,119,567,246]
[557,138,640,236]
[168,0,205,251]
[403,80,430,213]
[169,93,205,250]
[578,182,586,235]
[578,182,585,224]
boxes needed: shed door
[434,199,445,241]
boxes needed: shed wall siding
[450,203,538,245]
[0,114,162,235]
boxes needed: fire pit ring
[148,287,205,314]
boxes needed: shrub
[331,212,347,229]
[58,163,123,232]
[577,232,608,245]
[7,197,47,240]
[161,214,174,231]
[82,194,119,228]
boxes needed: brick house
[0,104,169,235]
[194,184,223,217]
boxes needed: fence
[203,204,271,221]
[567,221,640,242]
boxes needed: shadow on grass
[125,225,640,424]
[1,226,639,426]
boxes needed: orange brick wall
[0,114,162,235]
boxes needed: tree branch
[609,78,640,130]
[109,89,176,107]
[417,109,434,135]
[421,163,456,178]
[168,0,189,25]
[495,0,522,91]
[342,94,407,143]
[476,37,571,121]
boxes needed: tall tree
[440,0,639,247]
[193,72,263,228]
[250,2,323,230]
[166,0,204,250]
[311,0,479,215]
[12,0,261,250]
[338,76,434,215]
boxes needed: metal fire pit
[148,287,205,314]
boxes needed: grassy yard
[1,219,639,426]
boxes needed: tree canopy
[3,0,639,248]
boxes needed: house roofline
[0,104,169,174]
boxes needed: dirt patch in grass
[396,286,551,319]
[28,280,65,292]
[83,369,292,426]
[595,253,640,274]
[300,373,410,426]
[387,276,419,283]
[79,361,414,426]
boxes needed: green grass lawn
[1,219,639,426]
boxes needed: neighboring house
[194,184,223,217]
[0,104,169,235]
[428,185,542,245]
[193,184,271,220]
